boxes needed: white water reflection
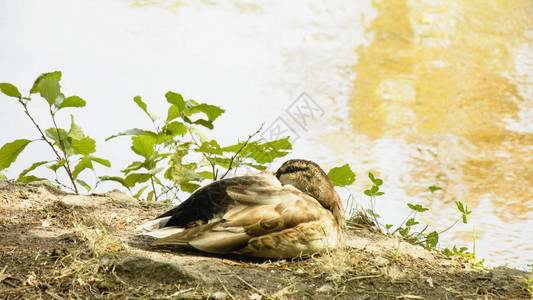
[0,0,531,268]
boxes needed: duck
[136,159,347,259]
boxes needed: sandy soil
[0,180,530,299]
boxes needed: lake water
[0,0,531,268]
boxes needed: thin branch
[49,108,79,194]
[438,218,461,235]
[18,98,78,193]
[234,274,267,298]
[217,276,236,300]
[220,123,264,179]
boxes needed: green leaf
[30,71,62,94]
[407,203,429,212]
[165,91,186,111]
[71,156,108,179]
[57,96,86,109]
[163,121,187,136]
[134,96,147,112]
[48,159,66,172]
[45,128,70,153]
[183,103,225,129]
[197,171,213,179]
[425,231,439,248]
[192,119,215,129]
[0,83,21,98]
[0,139,32,170]
[167,105,180,122]
[428,185,442,193]
[371,185,379,193]
[374,178,383,186]
[131,135,156,158]
[71,136,96,155]
[368,172,375,181]
[18,175,46,183]
[68,115,84,140]
[455,201,465,213]
[364,190,372,196]
[99,176,129,189]
[147,167,164,175]
[88,156,111,167]
[122,161,144,174]
[76,179,91,192]
[195,140,223,155]
[165,162,202,183]
[134,96,158,121]
[38,77,61,106]
[406,218,419,227]
[375,191,385,196]
[147,190,154,201]
[186,103,224,121]
[398,227,409,236]
[124,173,151,188]
[17,161,49,180]
[180,182,201,193]
[365,208,380,218]
[72,158,91,179]
[327,164,356,187]
[133,185,149,199]
[105,128,146,141]
[248,137,292,164]
[52,93,65,108]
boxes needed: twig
[220,123,264,179]
[413,225,429,240]
[2,279,19,288]
[217,276,236,300]
[345,274,382,282]
[45,290,64,300]
[234,274,267,297]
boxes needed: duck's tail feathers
[141,226,185,239]
[136,216,172,233]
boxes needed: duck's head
[275,159,341,212]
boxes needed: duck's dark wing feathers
[157,175,279,228]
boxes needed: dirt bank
[0,180,530,299]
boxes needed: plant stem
[220,124,263,179]
[438,218,460,235]
[186,127,217,179]
[49,109,79,193]
[150,175,158,201]
[18,98,79,193]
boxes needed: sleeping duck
[137,159,346,259]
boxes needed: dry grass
[45,210,126,298]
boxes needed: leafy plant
[350,172,475,258]
[363,172,384,229]
[0,72,110,193]
[524,264,533,298]
[102,92,292,201]
[327,164,356,187]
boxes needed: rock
[115,255,207,284]
[487,266,527,292]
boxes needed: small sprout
[428,185,442,193]
[407,203,429,213]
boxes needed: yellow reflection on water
[350,0,533,220]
